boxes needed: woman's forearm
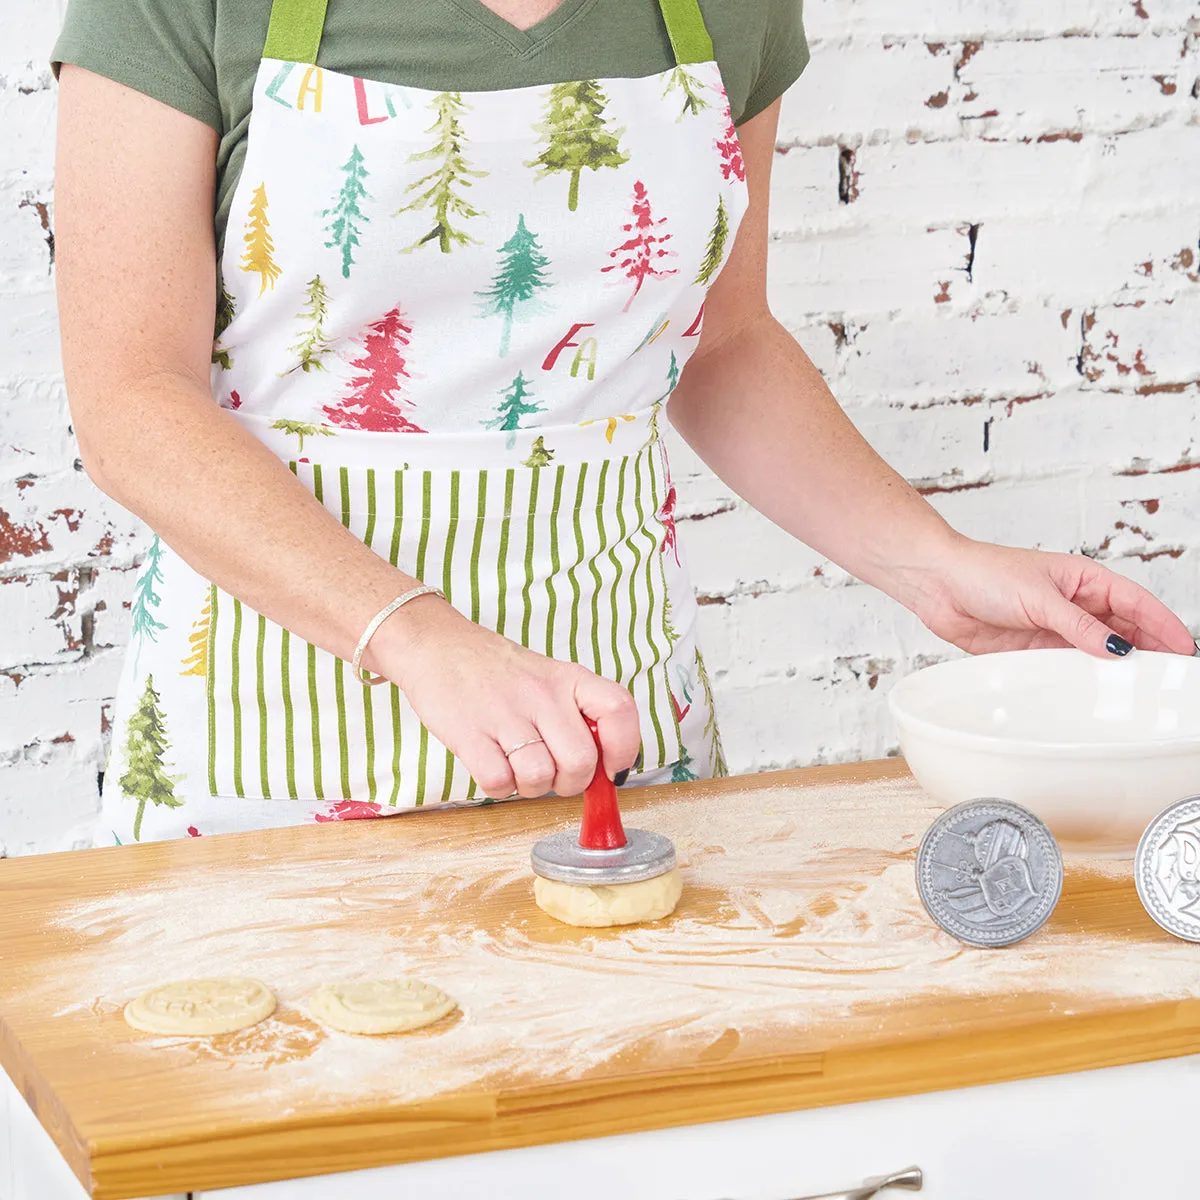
[668,314,964,606]
[78,371,429,670]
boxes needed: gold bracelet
[352,586,445,686]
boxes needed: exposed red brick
[915,478,991,495]
[0,509,52,564]
[1119,457,1200,476]
[15,475,36,491]
[925,91,950,109]
[1135,260,1154,276]
[51,508,83,533]
[1152,75,1178,95]
[934,281,952,304]
[1061,308,1073,329]
[1036,130,1084,143]
[955,42,982,74]
[926,42,946,55]
[51,732,75,744]
[1132,0,1149,16]
[1135,380,1199,396]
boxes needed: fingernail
[1106,633,1133,657]
[613,768,630,787]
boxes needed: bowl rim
[888,648,1200,757]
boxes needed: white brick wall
[1,0,1198,854]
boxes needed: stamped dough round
[534,865,683,927]
[123,977,276,1036]
[305,978,458,1035]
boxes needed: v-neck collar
[444,0,600,57]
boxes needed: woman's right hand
[367,597,642,800]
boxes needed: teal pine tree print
[476,215,554,357]
[528,80,629,212]
[484,371,542,449]
[120,674,183,841]
[212,285,236,369]
[285,275,334,373]
[694,197,729,286]
[396,92,486,254]
[671,745,699,782]
[323,145,371,278]
[269,418,337,454]
[647,351,681,447]
[131,535,167,670]
[663,66,710,120]
[523,435,554,467]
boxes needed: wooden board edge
[0,1016,94,1195]
[86,997,1200,1199]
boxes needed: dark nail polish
[1106,633,1133,657]
[613,768,630,787]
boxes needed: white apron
[101,0,749,841]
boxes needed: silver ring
[503,737,545,758]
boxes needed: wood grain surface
[2,759,1199,1199]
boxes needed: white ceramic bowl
[888,648,1200,856]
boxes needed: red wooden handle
[578,719,627,851]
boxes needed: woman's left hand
[901,536,1196,658]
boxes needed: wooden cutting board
[3,759,1200,1200]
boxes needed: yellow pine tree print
[582,414,636,444]
[179,592,211,678]
[241,183,282,296]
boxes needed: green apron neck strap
[657,0,714,65]
[263,0,329,63]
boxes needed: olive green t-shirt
[52,0,808,255]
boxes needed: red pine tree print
[323,307,425,432]
[659,483,681,566]
[314,799,383,822]
[602,180,677,312]
[714,89,745,183]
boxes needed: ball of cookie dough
[534,866,683,927]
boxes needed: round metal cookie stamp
[1134,794,1200,942]
[916,798,1063,947]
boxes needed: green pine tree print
[528,80,629,212]
[523,435,554,467]
[694,197,729,286]
[396,92,487,254]
[212,285,236,370]
[696,649,728,777]
[323,145,371,279]
[284,275,334,374]
[131,535,167,670]
[269,418,337,454]
[484,371,542,449]
[662,588,680,648]
[120,673,183,841]
[476,215,554,357]
[663,66,710,120]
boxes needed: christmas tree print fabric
[212,59,746,441]
[101,48,747,841]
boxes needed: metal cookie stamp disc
[530,828,676,886]
[916,798,1063,948]
[1134,795,1200,942]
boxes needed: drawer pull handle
[792,1165,923,1200]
